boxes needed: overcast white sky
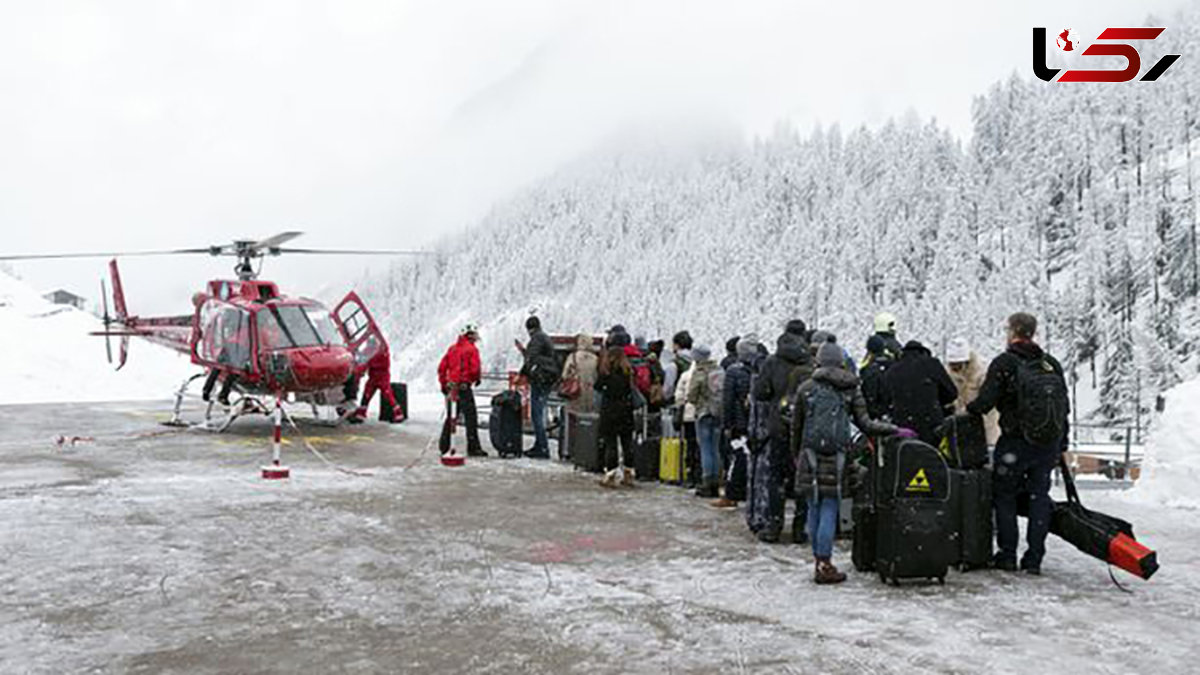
[0,0,1189,313]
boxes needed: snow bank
[1128,377,1200,510]
[0,271,193,405]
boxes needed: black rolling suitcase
[724,436,749,502]
[951,468,993,571]
[490,390,524,457]
[568,411,603,473]
[379,382,408,422]
[633,412,661,481]
[852,439,879,572]
[875,438,955,585]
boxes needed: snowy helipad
[1,401,1198,674]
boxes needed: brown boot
[814,557,847,585]
[620,467,636,487]
[710,497,738,509]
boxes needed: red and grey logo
[1033,27,1180,82]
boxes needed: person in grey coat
[793,342,902,584]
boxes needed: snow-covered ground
[0,399,1197,673]
[0,271,193,405]
[1125,377,1200,511]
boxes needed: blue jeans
[807,496,839,559]
[993,434,1059,566]
[697,415,721,482]
[530,385,550,455]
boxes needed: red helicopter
[2,232,416,431]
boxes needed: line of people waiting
[438,310,1068,585]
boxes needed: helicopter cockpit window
[305,307,343,346]
[197,306,251,371]
[257,305,333,350]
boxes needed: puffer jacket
[753,332,813,441]
[793,366,898,499]
[722,358,754,436]
[562,333,599,414]
[882,341,958,445]
[945,351,999,445]
[675,363,697,423]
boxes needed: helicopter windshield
[257,305,343,350]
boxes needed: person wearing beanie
[751,321,814,543]
[686,345,723,498]
[785,319,808,337]
[721,336,740,370]
[943,337,999,446]
[793,339,902,584]
[712,333,762,509]
[859,334,893,420]
[881,340,958,445]
[516,315,557,458]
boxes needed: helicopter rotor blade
[0,248,212,261]
[252,231,304,251]
[274,247,431,256]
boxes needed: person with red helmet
[355,337,403,423]
[438,324,485,457]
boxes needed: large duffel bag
[489,390,524,458]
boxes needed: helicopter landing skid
[163,373,207,428]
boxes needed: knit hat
[691,344,713,363]
[865,335,886,356]
[635,335,648,352]
[946,337,971,363]
[726,336,740,355]
[736,333,761,359]
[785,319,808,337]
[816,342,844,369]
[810,330,836,345]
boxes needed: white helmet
[874,311,898,334]
[461,323,479,337]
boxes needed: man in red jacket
[356,338,403,423]
[438,325,485,457]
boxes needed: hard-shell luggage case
[659,436,687,484]
[490,390,524,457]
[875,438,955,585]
[633,412,661,481]
[952,468,993,571]
[568,411,603,472]
[378,382,408,422]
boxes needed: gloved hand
[895,427,918,439]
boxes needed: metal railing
[1069,422,1144,480]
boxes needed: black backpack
[800,381,852,456]
[1015,355,1069,446]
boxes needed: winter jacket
[793,366,898,499]
[366,343,391,380]
[967,340,1070,448]
[562,333,599,414]
[882,341,958,445]
[859,353,893,420]
[438,336,481,390]
[522,328,558,391]
[676,363,697,423]
[686,358,719,421]
[945,351,1000,445]
[594,368,636,436]
[754,332,814,441]
[646,352,666,409]
[722,358,755,436]
[876,331,904,361]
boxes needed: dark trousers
[993,434,1058,566]
[202,369,237,403]
[683,421,700,486]
[439,388,482,454]
[602,430,634,472]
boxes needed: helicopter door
[193,300,254,375]
[332,292,387,374]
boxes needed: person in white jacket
[674,353,700,488]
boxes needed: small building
[43,289,87,310]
